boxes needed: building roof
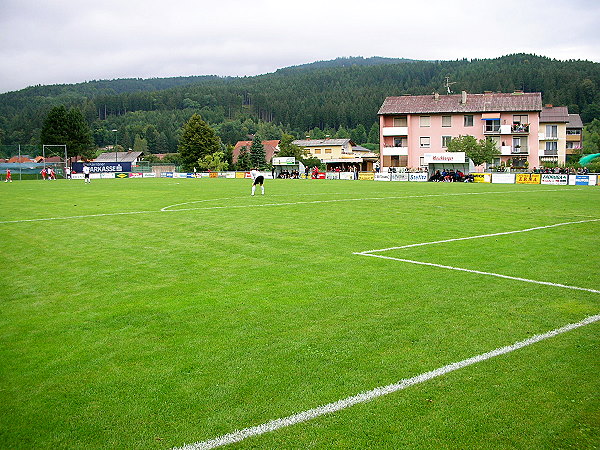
[540,106,569,123]
[94,151,143,162]
[7,155,33,163]
[293,139,354,147]
[232,140,280,163]
[567,113,583,128]
[378,92,543,115]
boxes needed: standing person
[250,168,264,196]
[83,164,91,183]
[49,168,56,180]
[41,167,47,180]
[5,168,12,182]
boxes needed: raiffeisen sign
[423,152,466,164]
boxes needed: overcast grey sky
[0,0,599,94]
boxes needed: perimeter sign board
[73,162,132,173]
[273,157,296,165]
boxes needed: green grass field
[1,178,599,449]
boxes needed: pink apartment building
[378,91,543,169]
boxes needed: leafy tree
[277,133,308,160]
[198,151,229,171]
[249,136,267,168]
[368,122,379,144]
[446,135,499,166]
[582,119,600,155]
[335,126,350,139]
[41,105,94,158]
[351,124,367,145]
[236,147,252,170]
[178,114,221,171]
[133,135,148,153]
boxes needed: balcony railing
[511,146,529,154]
[382,126,408,137]
[511,124,530,133]
[542,149,558,156]
[382,146,409,156]
[484,125,501,134]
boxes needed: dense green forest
[1,54,599,158]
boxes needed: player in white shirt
[83,165,90,183]
[250,168,264,196]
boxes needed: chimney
[461,91,467,104]
[545,104,553,108]
[433,92,440,101]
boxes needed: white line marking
[356,253,600,294]
[174,313,600,450]
[358,218,600,254]
[0,188,583,224]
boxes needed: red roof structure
[378,91,542,115]
[233,140,280,163]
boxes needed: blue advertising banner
[73,162,132,173]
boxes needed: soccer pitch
[1,178,598,449]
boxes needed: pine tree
[41,105,93,158]
[249,136,266,168]
[178,114,222,171]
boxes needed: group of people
[276,170,301,179]
[531,166,589,175]
[40,167,57,180]
[429,169,470,182]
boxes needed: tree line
[1,54,599,160]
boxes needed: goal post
[42,144,68,177]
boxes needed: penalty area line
[173,313,600,450]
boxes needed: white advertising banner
[569,174,597,186]
[100,173,116,179]
[423,152,466,164]
[340,172,354,180]
[374,173,391,181]
[409,172,428,182]
[143,173,156,178]
[492,173,516,184]
[272,157,296,165]
[326,172,340,180]
[71,173,84,180]
[541,174,568,185]
[391,173,409,182]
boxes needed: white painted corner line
[357,218,600,254]
[357,253,600,294]
[174,313,600,450]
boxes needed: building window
[442,115,452,127]
[546,125,558,138]
[485,119,501,133]
[394,137,405,147]
[464,115,474,127]
[545,141,558,155]
[324,149,332,154]
[566,129,581,135]
[420,137,430,148]
[314,149,321,154]
[513,114,528,124]
[393,116,407,127]
[420,116,431,127]
[442,136,452,148]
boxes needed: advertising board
[340,172,354,180]
[73,162,132,173]
[391,173,409,182]
[409,172,428,182]
[541,174,568,185]
[472,173,491,183]
[359,172,375,181]
[374,173,391,181]
[491,173,516,184]
[516,173,541,184]
[569,174,597,186]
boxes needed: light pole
[112,129,118,164]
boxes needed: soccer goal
[42,144,68,178]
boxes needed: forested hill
[1,54,599,151]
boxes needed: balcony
[539,133,558,141]
[382,126,408,137]
[382,146,409,156]
[483,125,501,134]
[542,149,558,157]
[511,124,530,133]
[511,146,529,155]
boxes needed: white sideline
[174,313,600,450]
[0,188,579,224]
[356,253,600,294]
[357,218,600,254]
